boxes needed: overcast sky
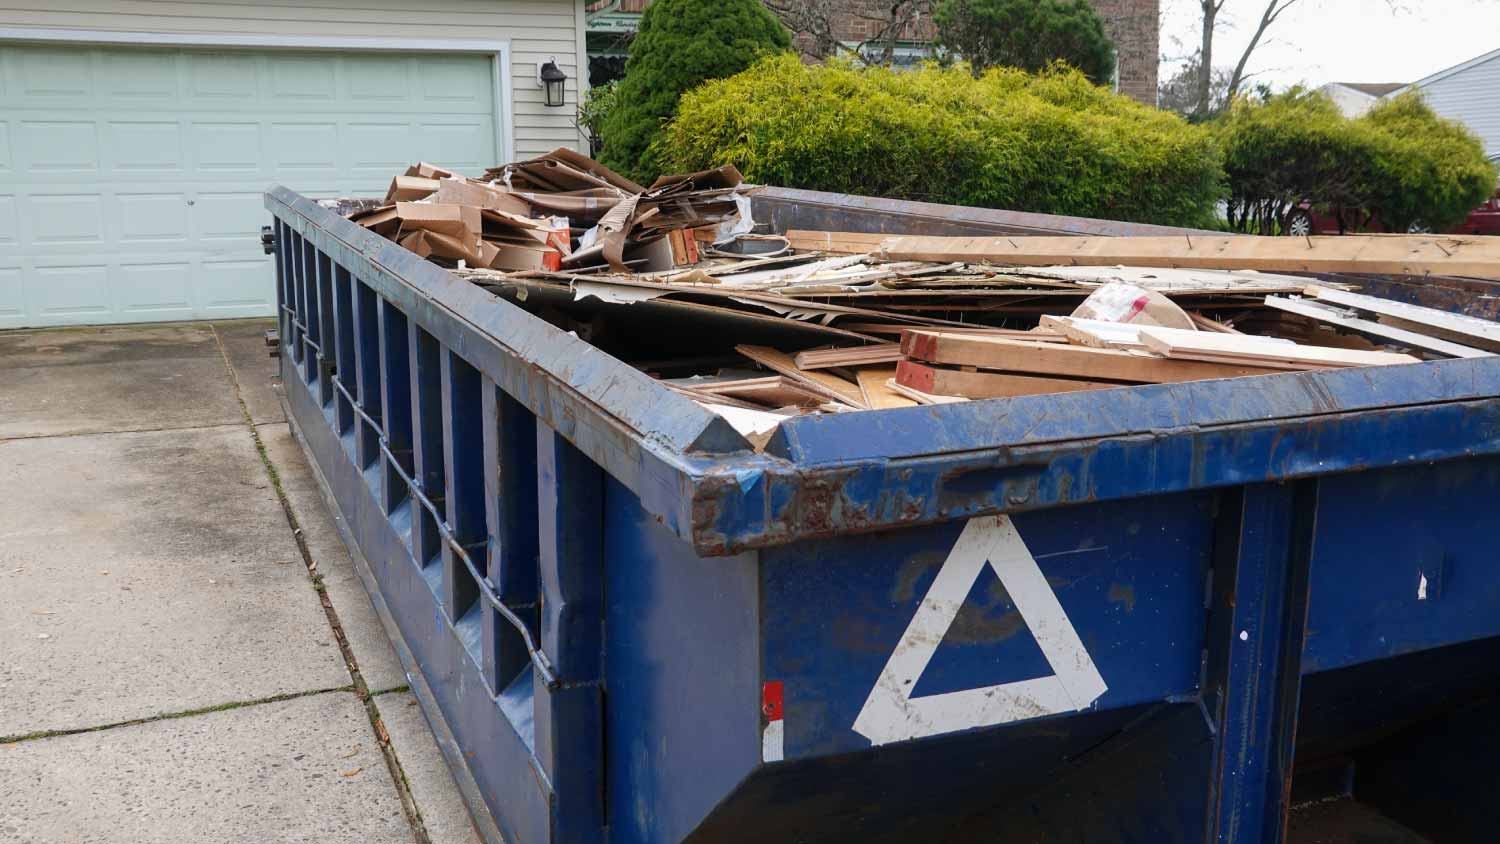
[1159,0,1500,90]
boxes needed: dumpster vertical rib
[481,379,540,694]
[409,325,447,569]
[314,252,337,408]
[377,301,414,514]
[535,423,606,841]
[1207,482,1316,842]
[441,351,485,624]
[353,280,384,472]
[331,264,357,436]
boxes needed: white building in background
[1318,82,1405,118]
[1397,47,1500,161]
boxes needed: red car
[1286,189,1500,236]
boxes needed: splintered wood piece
[1136,327,1420,367]
[896,361,1120,399]
[735,345,867,408]
[794,343,904,370]
[901,330,1291,383]
[880,234,1500,280]
[855,366,918,409]
[885,378,969,405]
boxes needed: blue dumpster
[266,185,1500,843]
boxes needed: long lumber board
[880,234,1500,280]
[794,343,904,370]
[1136,326,1419,367]
[896,361,1120,399]
[901,330,1291,383]
[1040,316,1294,352]
[1263,296,1490,359]
[1307,285,1500,348]
[735,345,867,408]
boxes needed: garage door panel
[103,51,181,101]
[191,122,263,173]
[199,260,275,311]
[0,195,15,243]
[19,48,92,99]
[29,264,111,321]
[30,194,104,244]
[195,192,264,244]
[347,55,414,102]
[270,122,339,169]
[107,121,185,174]
[273,56,338,101]
[18,121,98,174]
[420,56,493,105]
[117,194,191,243]
[118,262,193,315]
[2,44,500,327]
[0,267,23,328]
[187,53,260,101]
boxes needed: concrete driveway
[0,320,478,844]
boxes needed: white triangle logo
[853,514,1108,746]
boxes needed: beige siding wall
[0,0,586,160]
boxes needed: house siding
[0,0,587,159]
[1415,52,1500,160]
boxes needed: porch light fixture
[537,58,567,108]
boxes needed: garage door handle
[261,226,276,256]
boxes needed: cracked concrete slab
[213,318,286,426]
[258,422,409,695]
[0,325,243,439]
[375,692,482,844]
[0,690,412,844]
[0,425,349,736]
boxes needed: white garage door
[0,43,500,328]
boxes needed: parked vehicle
[1286,189,1500,236]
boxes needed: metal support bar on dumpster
[1206,482,1316,842]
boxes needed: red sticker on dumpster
[762,681,784,721]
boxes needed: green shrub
[935,0,1116,83]
[1218,89,1496,233]
[1359,93,1496,231]
[577,80,620,157]
[1218,88,1367,233]
[598,0,790,183]
[654,55,1224,228]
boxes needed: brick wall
[1086,0,1159,104]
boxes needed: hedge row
[653,55,1225,228]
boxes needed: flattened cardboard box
[434,178,534,217]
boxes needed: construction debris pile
[348,150,1499,449]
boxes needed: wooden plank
[1136,327,1420,367]
[896,361,1121,399]
[1263,296,1490,359]
[840,323,1070,341]
[1189,312,1243,334]
[1041,315,1294,352]
[855,366,919,409]
[735,345,867,408]
[885,378,968,404]
[1308,285,1500,347]
[901,330,1291,383]
[794,343,904,370]
[785,230,892,255]
[880,234,1500,280]
[696,376,831,407]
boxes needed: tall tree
[763,0,936,64]
[599,0,791,182]
[934,0,1117,82]
[1191,0,1312,118]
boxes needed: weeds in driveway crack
[210,324,432,844]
